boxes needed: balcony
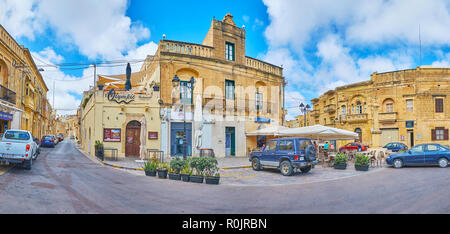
[378,112,397,123]
[24,95,35,109]
[324,104,336,113]
[245,57,283,76]
[341,113,368,123]
[160,40,214,58]
[310,109,320,117]
[0,84,16,105]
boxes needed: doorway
[170,122,192,157]
[408,130,414,148]
[125,120,141,157]
[225,127,235,156]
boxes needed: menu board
[104,128,121,142]
[148,131,158,140]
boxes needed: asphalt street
[0,140,448,214]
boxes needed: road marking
[0,164,14,176]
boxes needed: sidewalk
[101,156,251,170]
[73,141,251,170]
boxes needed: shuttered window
[435,98,444,113]
[432,127,448,141]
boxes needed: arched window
[356,102,362,114]
[383,98,395,113]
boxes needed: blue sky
[1,0,450,118]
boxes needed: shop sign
[104,128,121,142]
[405,121,414,128]
[106,89,135,104]
[148,131,158,140]
[255,117,271,123]
[171,111,193,120]
[0,111,13,121]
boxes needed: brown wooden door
[125,121,141,157]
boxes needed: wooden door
[125,121,141,157]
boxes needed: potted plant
[143,158,158,176]
[180,163,191,182]
[333,152,348,170]
[157,161,169,179]
[204,157,220,185]
[168,157,184,180]
[94,140,104,161]
[354,153,370,171]
[189,157,205,183]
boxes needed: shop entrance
[125,120,141,157]
[170,122,192,157]
[225,127,235,156]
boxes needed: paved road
[0,140,448,213]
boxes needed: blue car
[386,143,450,168]
[383,142,408,152]
[249,137,318,176]
[41,135,56,148]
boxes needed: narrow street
[0,140,448,214]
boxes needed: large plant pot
[180,174,190,182]
[333,163,347,170]
[355,165,369,171]
[145,170,156,176]
[189,175,204,183]
[157,169,168,179]
[95,145,104,161]
[205,176,220,185]
[168,173,181,180]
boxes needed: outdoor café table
[103,147,118,161]
[146,149,164,162]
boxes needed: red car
[339,142,368,152]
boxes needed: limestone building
[310,66,450,148]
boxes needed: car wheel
[300,165,312,173]
[251,158,261,171]
[393,159,403,169]
[438,158,448,168]
[23,158,32,170]
[280,161,293,176]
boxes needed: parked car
[49,135,59,144]
[33,137,41,155]
[383,142,408,152]
[249,137,318,176]
[57,133,64,142]
[0,129,39,170]
[41,135,56,148]
[386,143,449,168]
[339,142,368,152]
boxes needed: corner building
[143,13,285,157]
[311,66,450,148]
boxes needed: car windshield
[44,136,52,140]
[4,131,30,140]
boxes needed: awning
[246,125,291,136]
[278,124,358,140]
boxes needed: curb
[74,143,250,171]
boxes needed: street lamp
[299,103,311,127]
[172,75,195,160]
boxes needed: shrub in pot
[157,162,169,179]
[189,157,205,183]
[204,157,220,185]
[354,153,369,171]
[168,157,184,180]
[180,164,191,182]
[143,158,158,176]
[333,152,348,170]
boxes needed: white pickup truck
[0,129,38,170]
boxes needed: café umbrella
[139,116,147,159]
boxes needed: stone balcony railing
[378,112,397,123]
[245,57,283,76]
[160,40,214,58]
[311,109,320,117]
[324,104,336,113]
[341,113,368,123]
